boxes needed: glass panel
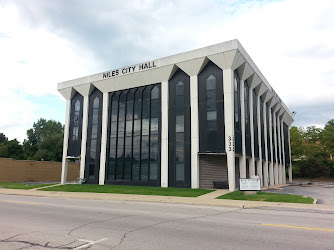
[132,163,140,181]
[91,125,97,139]
[118,104,125,121]
[118,121,125,134]
[207,119,217,131]
[176,115,184,133]
[175,163,184,181]
[206,75,216,90]
[89,163,95,177]
[142,119,150,136]
[117,136,124,159]
[151,86,159,100]
[142,100,150,119]
[75,100,80,111]
[207,111,217,121]
[133,120,141,135]
[92,111,98,125]
[176,132,184,143]
[150,99,159,118]
[111,105,118,122]
[74,115,79,125]
[176,81,184,95]
[149,163,157,181]
[141,163,149,181]
[116,162,123,180]
[176,95,184,115]
[175,148,184,163]
[150,118,158,133]
[206,90,216,111]
[108,162,115,180]
[112,94,119,106]
[109,137,116,159]
[124,162,131,180]
[141,136,149,162]
[126,101,133,120]
[143,88,151,100]
[125,119,133,134]
[93,97,99,109]
[110,122,117,137]
[124,136,132,161]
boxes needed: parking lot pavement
[265,181,334,204]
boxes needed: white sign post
[239,178,261,195]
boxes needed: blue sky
[0,0,334,142]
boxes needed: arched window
[68,93,83,157]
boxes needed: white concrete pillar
[280,120,286,184]
[223,69,236,191]
[273,114,279,185]
[262,101,269,187]
[249,87,255,177]
[161,81,169,187]
[99,92,109,185]
[288,127,293,182]
[240,80,246,178]
[268,110,275,186]
[79,96,89,180]
[277,116,282,185]
[190,75,200,188]
[61,99,71,184]
[257,95,263,185]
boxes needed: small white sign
[239,178,261,191]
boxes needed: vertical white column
[281,120,286,184]
[273,114,279,185]
[190,75,200,188]
[262,102,269,187]
[277,116,283,184]
[249,88,255,177]
[268,110,274,186]
[61,99,71,184]
[161,81,169,187]
[288,127,293,182]
[240,80,246,178]
[257,95,263,185]
[224,69,236,191]
[99,92,109,185]
[79,96,89,180]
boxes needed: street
[0,194,334,249]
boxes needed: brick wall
[199,154,228,189]
[0,158,80,182]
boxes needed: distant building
[58,39,294,191]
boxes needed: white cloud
[1,0,334,141]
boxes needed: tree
[298,158,329,183]
[0,133,8,143]
[0,139,25,160]
[321,119,334,159]
[290,126,305,160]
[23,118,64,161]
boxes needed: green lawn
[42,184,214,197]
[217,191,314,204]
[0,182,56,190]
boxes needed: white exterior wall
[61,99,71,184]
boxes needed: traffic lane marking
[262,223,334,232]
[0,200,40,205]
[74,238,108,249]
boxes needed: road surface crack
[68,215,133,236]
[110,208,243,249]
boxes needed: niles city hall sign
[102,61,157,79]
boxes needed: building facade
[58,39,294,191]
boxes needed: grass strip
[0,182,56,190]
[216,191,314,204]
[42,184,214,197]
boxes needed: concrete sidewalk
[1,186,334,211]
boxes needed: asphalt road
[266,181,334,204]
[1,194,334,250]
